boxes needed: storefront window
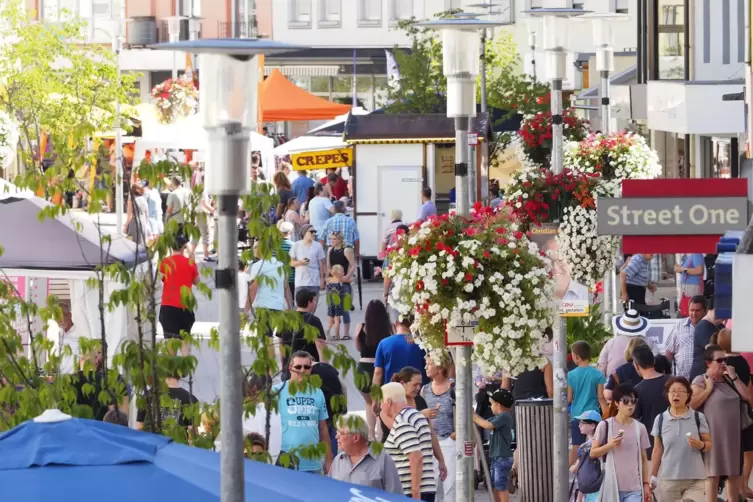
[713,138,732,178]
[657,0,686,79]
[310,75,381,93]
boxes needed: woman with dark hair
[649,376,710,502]
[590,384,651,502]
[691,344,747,500]
[273,171,293,220]
[355,299,393,440]
[717,328,753,499]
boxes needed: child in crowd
[567,341,608,465]
[326,264,346,340]
[569,410,602,502]
[473,389,515,502]
[245,432,268,460]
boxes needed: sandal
[342,335,351,340]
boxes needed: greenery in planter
[567,303,612,361]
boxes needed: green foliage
[566,304,612,360]
[0,0,364,469]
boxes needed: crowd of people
[564,295,750,502]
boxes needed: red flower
[416,280,425,291]
[483,250,491,259]
[464,273,473,282]
[513,231,523,240]
[409,246,421,257]
[441,279,449,286]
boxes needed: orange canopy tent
[261,69,351,122]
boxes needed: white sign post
[445,320,478,346]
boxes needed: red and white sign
[444,320,477,346]
[463,441,474,457]
[468,133,479,146]
[621,179,748,254]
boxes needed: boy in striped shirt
[380,382,437,501]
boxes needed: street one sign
[445,320,477,346]
[618,178,749,254]
[597,197,748,235]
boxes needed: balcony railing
[218,21,259,39]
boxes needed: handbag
[602,372,620,419]
[723,375,753,430]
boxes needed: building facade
[636,0,746,179]
[27,0,272,101]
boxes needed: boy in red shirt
[159,236,199,356]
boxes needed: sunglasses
[706,357,726,364]
[620,398,637,405]
[292,364,312,371]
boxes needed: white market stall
[0,190,149,365]
[342,113,491,278]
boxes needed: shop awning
[343,113,490,143]
[261,69,351,122]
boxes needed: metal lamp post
[523,16,540,83]
[164,16,185,80]
[582,12,628,325]
[524,8,587,502]
[113,0,125,236]
[150,38,305,502]
[417,16,506,502]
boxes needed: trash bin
[515,398,553,502]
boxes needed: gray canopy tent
[0,194,148,273]
[0,192,149,365]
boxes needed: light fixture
[150,38,305,194]
[163,16,185,42]
[416,17,505,117]
[580,12,629,73]
[524,8,589,80]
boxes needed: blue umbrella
[0,410,410,502]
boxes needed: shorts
[744,425,753,452]
[159,305,195,339]
[490,456,514,492]
[356,361,374,392]
[571,419,587,446]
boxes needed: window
[358,0,382,27]
[389,0,412,24]
[289,0,312,28]
[41,0,78,22]
[656,0,685,79]
[319,0,341,27]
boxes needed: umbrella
[0,410,410,502]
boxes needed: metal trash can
[515,398,553,502]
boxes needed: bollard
[515,398,554,502]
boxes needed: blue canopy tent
[0,410,410,502]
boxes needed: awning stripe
[264,65,340,77]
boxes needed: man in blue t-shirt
[273,350,333,473]
[292,170,314,206]
[373,316,428,391]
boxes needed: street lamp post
[524,8,587,502]
[164,16,185,80]
[113,0,125,236]
[583,12,628,325]
[417,16,505,502]
[150,38,305,502]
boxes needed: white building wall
[273,0,452,48]
[691,0,746,81]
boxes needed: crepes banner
[291,148,353,171]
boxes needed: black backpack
[570,421,607,496]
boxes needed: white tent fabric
[307,107,369,135]
[133,105,275,175]
[272,135,349,157]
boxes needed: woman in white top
[125,183,151,247]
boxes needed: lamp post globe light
[164,16,186,79]
[150,38,305,502]
[580,12,628,327]
[416,16,506,502]
[523,7,588,502]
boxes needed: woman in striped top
[380,382,437,501]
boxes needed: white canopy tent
[133,105,275,177]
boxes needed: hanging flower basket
[151,76,199,124]
[0,110,19,169]
[504,167,601,230]
[385,204,556,376]
[564,132,662,197]
[517,108,590,168]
